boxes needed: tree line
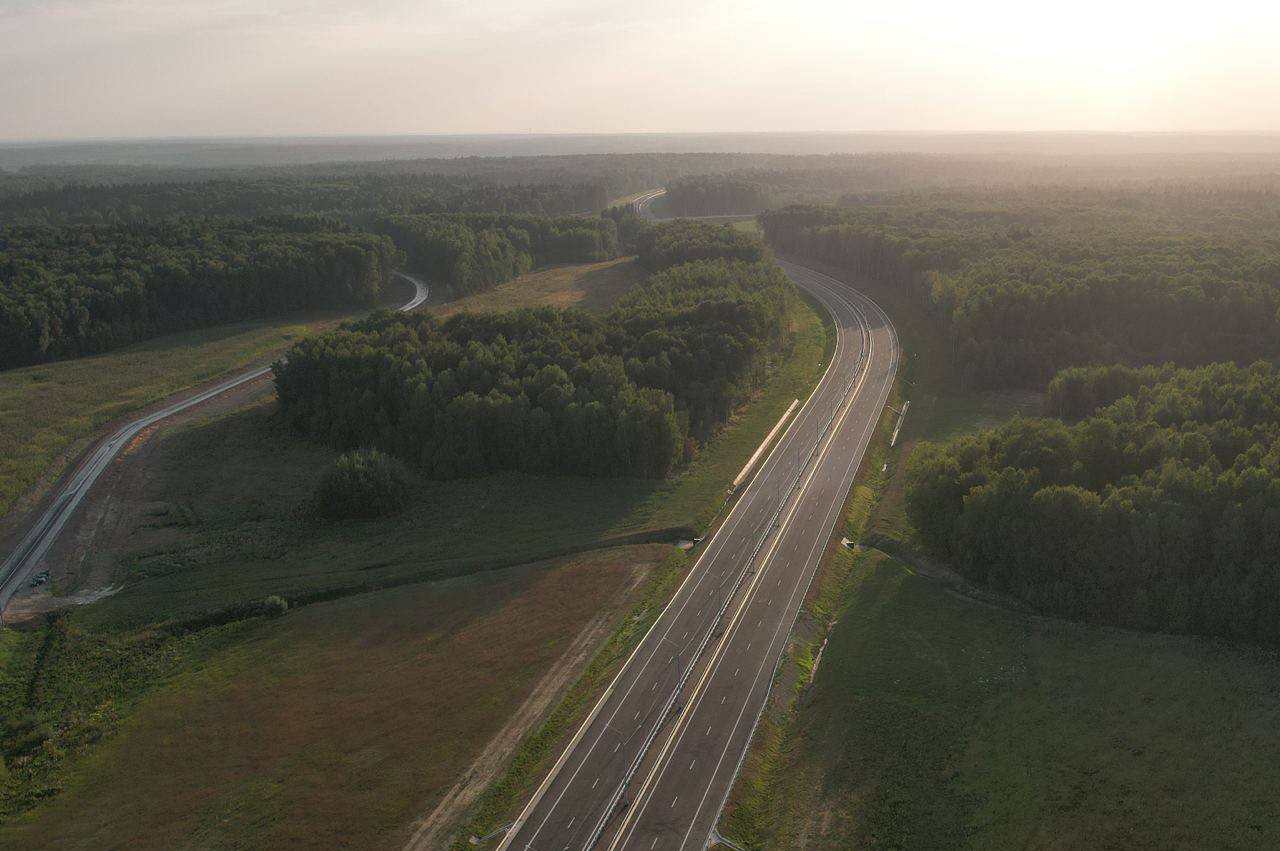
[0,175,609,225]
[273,256,793,481]
[373,213,619,296]
[0,220,399,368]
[636,219,767,270]
[762,188,1280,388]
[663,176,773,216]
[906,360,1280,645]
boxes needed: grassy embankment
[720,257,1280,851]
[0,259,833,849]
[0,277,417,520]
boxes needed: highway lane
[498,198,898,850]
[607,263,896,851]
[0,271,429,618]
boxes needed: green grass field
[725,551,1280,851]
[0,545,675,851]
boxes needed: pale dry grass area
[431,257,645,318]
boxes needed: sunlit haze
[2,0,1280,141]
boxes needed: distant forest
[0,177,608,226]
[275,224,792,480]
[636,219,766,270]
[662,176,773,216]
[763,187,1280,387]
[907,361,1280,645]
[0,220,399,368]
[374,213,618,296]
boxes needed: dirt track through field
[399,562,651,851]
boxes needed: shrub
[312,449,409,520]
[262,595,290,617]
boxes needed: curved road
[0,272,429,617]
[497,197,898,850]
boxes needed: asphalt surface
[0,271,428,617]
[498,198,898,850]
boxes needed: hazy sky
[3,0,1278,141]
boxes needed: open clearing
[724,550,1280,851]
[431,256,645,317]
[0,545,669,851]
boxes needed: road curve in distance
[0,271,429,617]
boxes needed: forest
[373,213,618,295]
[0,220,399,368]
[0,176,608,225]
[273,256,793,480]
[763,187,1280,387]
[906,361,1280,644]
[662,176,773,216]
[636,219,766,270]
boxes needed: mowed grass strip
[732,551,1280,851]
[0,545,669,851]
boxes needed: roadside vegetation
[0,302,398,518]
[726,549,1280,851]
[908,361,1280,644]
[764,187,1280,387]
[723,184,1280,850]
[0,228,832,844]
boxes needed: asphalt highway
[0,272,429,617]
[498,197,898,850]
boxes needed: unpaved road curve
[0,272,429,618]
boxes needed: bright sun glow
[0,0,1277,139]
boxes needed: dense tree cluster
[312,449,409,520]
[636,220,767,271]
[374,213,618,296]
[0,220,398,368]
[0,176,608,225]
[907,361,1280,644]
[763,189,1280,387]
[603,203,643,251]
[663,176,773,216]
[274,258,794,480]
[1045,363,1180,420]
